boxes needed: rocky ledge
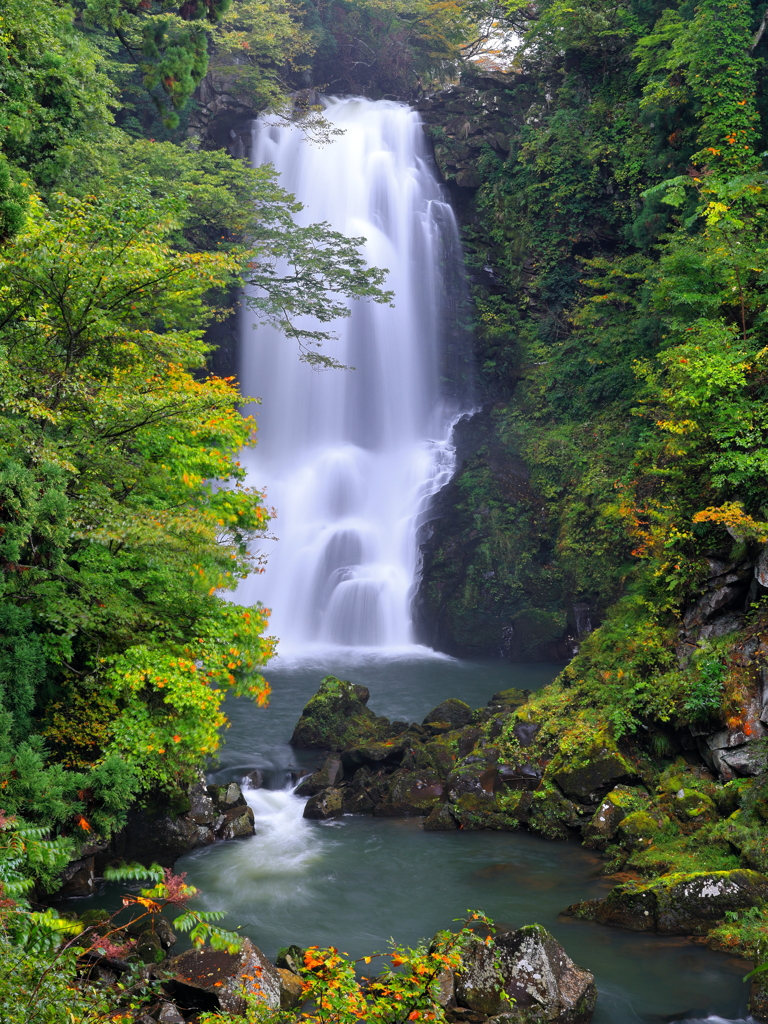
[85,920,595,1023]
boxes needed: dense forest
[3,0,768,1016]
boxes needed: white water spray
[238,98,469,650]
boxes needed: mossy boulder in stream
[566,869,768,934]
[290,676,389,749]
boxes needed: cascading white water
[238,97,469,650]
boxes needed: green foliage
[0,0,117,190]
[682,654,726,721]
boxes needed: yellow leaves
[692,501,768,541]
[654,417,697,434]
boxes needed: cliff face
[413,69,612,660]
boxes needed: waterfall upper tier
[238,97,471,651]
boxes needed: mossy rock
[376,770,445,816]
[615,810,663,850]
[290,676,388,749]
[488,688,530,709]
[423,802,459,830]
[582,787,636,849]
[672,789,716,822]
[567,869,768,935]
[422,698,473,730]
[528,784,584,840]
[549,739,635,802]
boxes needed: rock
[167,938,281,1013]
[455,926,596,1023]
[376,770,445,816]
[582,787,633,849]
[276,944,304,973]
[57,855,96,897]
[111,804,200,867]
[217,805,255,839]
[126,915,177,951]
[455,933,508,1014]
[423,699,473,731]
[291,676,394,750]
[277,966,305,1009]
[683,585,743,630]
[447,760,500,816]
[189,773,216,823]
[424,803,459,830]
[436,965,457,1008]
[551,743,635,802]
[495,925,596,1024]
[750,970,768,1022]
[615,810,664,850]
[209,781,245,808]
[295,756,344,796]
[157,1003,185,1024]
[528,786,585,839]
[566,870,768,935]
[244,769,264,789]
[455,168,481,188]
[667,789,715,823]
[512,721,540,747]
[757,547,768,589]
[137,932,165,964]
[489,688,530,709]
[496,762,542,792]
[341,736,410,770]
[303,788,344,820]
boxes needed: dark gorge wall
[414,69,625,661]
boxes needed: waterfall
[238,97,470,651]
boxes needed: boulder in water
[167,938,281,1013]
[494,925,596,1023]
[291,676,389,749]
[454,925,596,1022]
[566,869,768,934]
[423,802,459,830]
[303,787,344,820]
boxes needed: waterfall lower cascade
[238,98,469,650]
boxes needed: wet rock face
[108,776,254,867]
[566,870,768,935]
[167,938,281,1014]
[276,967,304,1009]
[455,926,596,1023]
[295,756,344,797]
